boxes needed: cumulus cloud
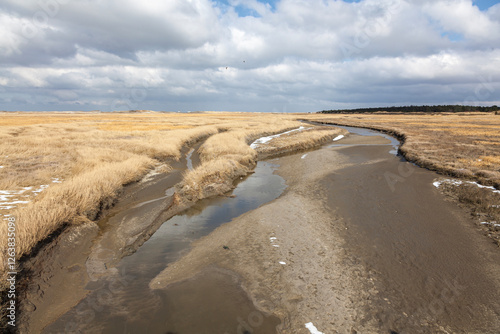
[0,0,499,112]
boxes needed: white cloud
[0,0,499,112]
[423,0,500,42]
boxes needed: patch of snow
[0,182,54,212]
[301,154,308,159]
[250,126,306,149]
[273,245,280,248]
[2,200,29,205]
[140,168,161,184]
[305,322,324,334]
[332,135,345,141]
[481,221,500,227]
[32,185,49,194]
[0,195,14,202]
[52,178,62,183]
[0,166,3,168]
[433,179,500,194]
[270,237,277,241]
[279,261,286,265]
[492,205,500,208]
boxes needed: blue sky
[222,0,500,17]
[0,0,499,112]
[474,0,500,10]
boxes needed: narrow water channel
[44,161,285,333]
[38,125,500,333]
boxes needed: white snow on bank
[301,154,308,159]
[0,166,3,168]
[250,126,307,149]
[433,179,500,194]
[32,184,49,194]
[279,261,286,265]
[0,178,64,215]
[481,222,500,228]
[332,135,345,142]
[305,322,324,334]
[0,188,33,211]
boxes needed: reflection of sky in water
[162,161,283,236]
[47,162,287,333]
[335,125,400,147]
[327,124,400,155]
[118,161,286,276]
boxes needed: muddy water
[322,129,500,333]
[43,161,285,333]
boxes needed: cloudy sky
[0,0,499,112]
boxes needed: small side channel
[330,125,400,154]
[44,161,286,333]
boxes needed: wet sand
[18,143,201,334]
[39,161,286,333]
[20,131,500,333]
[151,134,500,333]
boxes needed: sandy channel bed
[150,136,388,333]
[150,132,500,334]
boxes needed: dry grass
[13,156,155,258]
[177,117,304,200]
[2,110,499,277]
[303,111,500,247]
[0,111,309,284]
[441,183,500,246]
[178,124,348,200]
[303,112,500,188]
[253,126,348,159]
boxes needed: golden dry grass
[0,111,306,278]
[178,123,348,200]
[303,112,500,247]
[303,112,500,187]
[177,118,303,200]
[253,126,348,159]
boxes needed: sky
[0,0,499,113]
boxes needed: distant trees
[319,105,499,114]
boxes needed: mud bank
[40,160,286,333]
[151,132,500,333]
[16,141,205,333]
[15,127,313,333]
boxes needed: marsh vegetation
[0,111,344,296]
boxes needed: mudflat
[151,134,500,333]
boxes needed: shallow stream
[37,124,500,333]
[44,161,285,333]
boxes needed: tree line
[319,105,499,114]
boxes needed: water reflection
[44,161,285,333]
